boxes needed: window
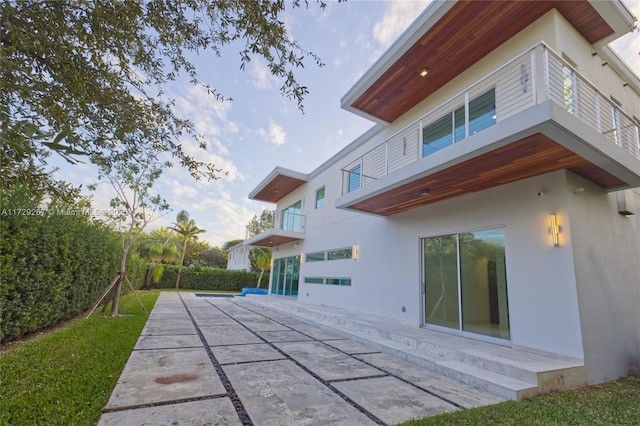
[468,88,496,135]
[326,278,352,286]
[315,187,325,208]
[305,246,354,262]
[423,88,496,157]
[327,247,353,261]
[303,277,351,286]
[281,200,302,231]
[306,252,325,262]
[348,165,361,192]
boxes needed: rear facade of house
[246,0,640,387]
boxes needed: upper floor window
[423,88,496,158]
[281,200,302,232]
[315,187,325,208]
[348,165,361,192]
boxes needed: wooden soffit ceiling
[351,1,614,123]
[250,173,307,203]
[348,134,625,216]
[246,234,303,248]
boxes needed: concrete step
[245,295,586,400]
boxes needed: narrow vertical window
[315,187,325,208]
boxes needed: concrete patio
[98,292,506,425]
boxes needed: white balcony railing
[342,42,640,195]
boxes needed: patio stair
[245,296,587,401]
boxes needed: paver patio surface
[98,292,503,425]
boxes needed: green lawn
[0,290,159,426]
[402,375,640,425]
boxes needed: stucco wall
[272,171,587,359]
[565,173,640,383]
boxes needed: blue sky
[54,0,640,248]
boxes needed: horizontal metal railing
[341,42,639,195]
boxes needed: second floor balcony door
[282,201,302,232]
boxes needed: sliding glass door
[423,227,510,341]
[270,255,300,297]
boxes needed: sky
[53,0,640,248]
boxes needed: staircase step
[244,296,586,400]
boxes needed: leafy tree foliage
[171,210,205,289]
[91,146,170,316]
[223,239,245,252]
[0,185,121,341]
[245,209,274,273]
[197,247,228,269]
[1,0,325,195]
[255,250,272,288]
[246,209,275,237]
[137,228,180,288]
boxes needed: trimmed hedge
[151,264,261,291]
[0,186,145,342]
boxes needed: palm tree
[171,210,205,289]
[140,228,179,289]
[255,249,272,288]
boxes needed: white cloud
[258,120,287,146]
[251,60,276,90]
[373,1,431,48]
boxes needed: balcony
[244,211,306,248]
[337,42,640,216]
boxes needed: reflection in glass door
[270,255,300,297]
[424,235,460,330]
[423,228,510,341]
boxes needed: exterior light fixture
[550,213,560,247]
[352,244,359,260]
[419,68,428,77]
[420,189,430,196]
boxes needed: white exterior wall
[273,170,585,359]
[227,245,250,271]
[265,6,639,367]
[565,174,640,382]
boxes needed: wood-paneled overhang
[342,0,634,123]
[244,230,304,248]
[249,167,308,203]
[342,133,628,217]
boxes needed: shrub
[0,186,124,342]
[151,264,261,291]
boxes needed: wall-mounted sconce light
[573,187,585,194]
[617,190,636,216]
[601,61,608,67]
[352,244,359,260]
[550,213,560,247]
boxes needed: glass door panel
[423,228,510,342]
[459,229,510,340]
[423,235,460,330]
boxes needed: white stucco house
[245,0,640,396]
[226,242,250,271]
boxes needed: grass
[402,375,640,425]
[0,290,159,426]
